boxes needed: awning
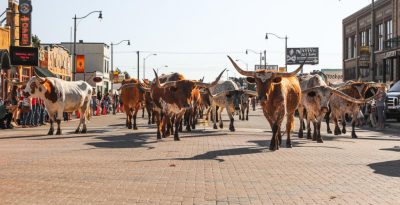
[35,67,56,78]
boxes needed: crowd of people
[0,86,124,130]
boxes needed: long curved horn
[195,69,226,88]
[275,59,306,77]
[227,56,255,77]
[328,87,368,104]
[212,90,230,98]
[243,90,258,97]
[152,69,161,87]
[161,81,177,88]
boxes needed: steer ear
[246,77,256,84]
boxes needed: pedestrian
[21,96,32,128]
[30,97,38,126]
[375,86,387,129]
[0,100,13,129]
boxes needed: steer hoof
[327,130,332,134]
[219,124,223,129]
[128,124,132,129]
[307,132,312,139]
[213,124,218,129]
[133,126,138,130]
[81,128,87,134]
[157,132,162,140]
[317,138,324,143]
[286,142,292,148]
[298,131,303,138]
[246,117,248,121]
[351,133,358,139]
[75,128,80,134]
[229,126,235,132]
[56,129,62,135]
[174,134,180,141]
[342,129,346,134]
[47,129,54,135]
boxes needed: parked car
[386,80,400,121]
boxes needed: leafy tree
[32,35,41,47]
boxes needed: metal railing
[384,36,400,50]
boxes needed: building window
[347,36,356,59]
[386,19,393,48]
[367,28,371,46]
[377,23,384,51]
[360,31,367,47]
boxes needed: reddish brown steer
[151,69,225,141]
[228,56,303,151]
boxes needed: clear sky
[1,0,373,81]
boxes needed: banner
[19,0,32,46]
[76,55,85,73]
[9,46,38,66]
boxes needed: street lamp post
[111,40,130,88]
[156,65,168,74]
[72,10,102,81]
[371,0,376,82]
[246,49,262,71]
[235,59,248,70]
[143,53,157,80]
[265,32,288,71]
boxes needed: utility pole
[370,0,376,82]
[137,51,140,80]
[264,50,267,69]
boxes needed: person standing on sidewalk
[30,97,38,126]
[21,96,32,128]
[375,86,387,129]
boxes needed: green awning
[35,67,56,78]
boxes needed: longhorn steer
[119,78,149,130]
[328,82,380,138]
[211,89,257,131]
[151,70,225,140]
[228,56,303,151]
[299,86,369,142]
[239,93,251,121]
[24,76,92,135]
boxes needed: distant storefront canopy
[35,67,56,78]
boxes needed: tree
[32,35,41,47]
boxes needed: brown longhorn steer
[119,78,149,130]
[151,69,225,141]
[228,56,303,151]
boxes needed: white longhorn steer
[24,76,93,135]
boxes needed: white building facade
[61,41,111,94]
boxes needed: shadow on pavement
[0,134,46,140]
[86,131,157,149]
[380,147,400,152]
[368,160,400,177]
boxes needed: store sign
[10,46,38,66]
[359,46,370,68]
[255,65,279,70]
[286,47,319,65]
[19,0,32,46]
[76,55,85,73]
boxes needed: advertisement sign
[19,0,32,46]
[10,46,38,66]
[255,65,279,70]
[286,47,319,65]
[76,55,85,73]
[359,46,370,68]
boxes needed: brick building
[343,0,400,83]
[39,44,72,81]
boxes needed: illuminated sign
[10,46,38,66]
[19,0,32,46]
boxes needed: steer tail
[86,108,91,121]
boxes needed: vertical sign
[76,55,85,73]
[19,0,32,46]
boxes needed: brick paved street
[0,109,400,205]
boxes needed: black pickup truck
[386,81,400,121]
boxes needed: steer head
[24,75,58,103]
[153,69,225,109]
[228,55,303,102]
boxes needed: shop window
[377,24,384,51]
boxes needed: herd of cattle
[22,56,385,151]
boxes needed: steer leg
[269,123,280,151]
[48,112,55,135]
[317,121,323,143]
[212,106,218,129]
[174,111,185,141]
[133,105,140,130]
[341,115,347,134]
[298,107,304,138]
[185,110,191,132]
[227,109,235,132]
[246,106,249,121]
[306,117,312,139]
[325,110,332,134]
[218,107,224,129]
[155,112,162,140]
[286,114,295,148]
[312,120,317,141]
[56,110,63,135]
